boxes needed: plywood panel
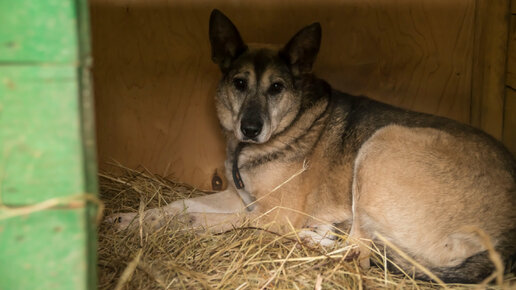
[503,13,516,157]
[90,0,477,190]
[470,0,510,140]
[504,88,516,156]
[507,14,516,89]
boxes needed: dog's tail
[427,251,494,284]
[383,244,516,284]
[380,249,493,284]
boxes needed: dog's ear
[209,9,247,72]
[280,23,321,75]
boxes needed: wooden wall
[89,0,512,190]
[504,0,516,156]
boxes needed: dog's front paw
[298,225,339,247]
[105,212,138,230]
[105,209,169,231]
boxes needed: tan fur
[350,125,515,268]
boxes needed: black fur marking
[280,22,321,75]
[242,151,286,170]
[252,50,271,85]
[209,10,248,72]
[428,251,494,284]
[372,246,495,284]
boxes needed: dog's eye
[268,82,284,95]
[233,78,247,92]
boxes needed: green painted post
[0,0,98,289]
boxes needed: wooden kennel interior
[90,0,516,191]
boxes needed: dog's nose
[241,118,263,139]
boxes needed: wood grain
[90,0,480,190]
[504,13,516,156]
[470,0,510,140]
[504,88,516,156]
[507,14,516,90]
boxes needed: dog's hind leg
[345,151,373,269]
[105,189,248,231]
[347,216,373,269]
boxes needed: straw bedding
[98,166,515,289]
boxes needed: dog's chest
[238,161,307,206]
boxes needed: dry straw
[98,164,516,289]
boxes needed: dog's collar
[232,143,245,189]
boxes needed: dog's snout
[241,117,263,139]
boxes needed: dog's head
[209,9,321,144]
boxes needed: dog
[107,9,516,283]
